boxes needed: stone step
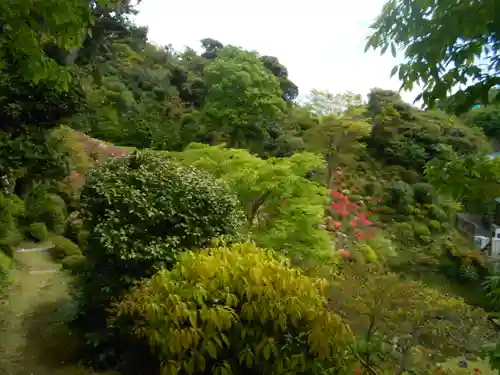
[28,269,59,274]
[16,246,53,253]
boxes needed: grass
[0,244,117,375]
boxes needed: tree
[111,242,354,375]
[304,106,371,188]
[260,55,299,102]
[0,0,137,89]
[366,0,500,114]
[304,90,363,117]
[463,105,500,144]
[330,268,495,375]
[200,46,287,154]
[367,89,490,171]
[168,143,334,265]
[424,145,500,214]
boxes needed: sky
[133,0,419,104]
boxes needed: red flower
[331,191,344,199]
[350,219,358,227]
[338,249,350,258]
[334,221,341,229]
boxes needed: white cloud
[133,0,419,104]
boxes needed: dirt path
[0,243,105,375]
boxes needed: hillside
[2,1,500,374]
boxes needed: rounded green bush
[112,243,353,375]
[28,222,49,242]
[400,169,420,184]
[412,222,432,242]
[428,204,449,223]
[389,181,414,214]
[394,222,414,243]
[25,186,67,235]
[413,182,435,205]
[428,219,442,232]
[48,235,82,262]
[60,254,87,273]
[80,151,244,284]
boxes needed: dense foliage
[367,89,490,171]
[331,268,495,374]
[169,143,333,265]
[112,242,353,375]
[2,0,500,374]
[366,0,500,114]
[73,151,243,365]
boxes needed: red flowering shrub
[327,190,375,240]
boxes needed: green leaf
[206,340,218,359]
[391,43,397,58]
[390,66,398,78]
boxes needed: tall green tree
[367,89,490,171]
[0,0,137,89]
[304,106,371,188]
[168,143,334,265]
[200,46,287,154]
[304,90,363,117]
[424,145,500,214]
[366,0,500,114]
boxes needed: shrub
[0,251,11,292]
[362,181,382,197]
[428,204,449,223]
[400,169,420,184]
[428,219,442,232]
[357,243,378,263]
[79,152,243,291]
[363,232,397,260]
[413,221,431,240]
[413,182,435,204]
[76,229,89,248]
[25,185,67,234]
[28,222,49,242]
[48,235,82,262]
[0,193,24,254]
[111,243,353,375]
[388,181,414,214]
[64,213,83,242]
[60,254,87,273]
[395,222,414,244]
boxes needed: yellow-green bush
[28,222,49,242]
[49,235,82,262]
[112,242,353,375]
